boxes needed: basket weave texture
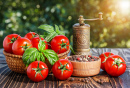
[3,48,70,74]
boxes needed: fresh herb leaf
[38,25,54,33]
[22,48,39,66]
[38,40,45,52]
[55,25,65,35]
[40,53,45,62]
[69,45,75,55]
[43,49,59,65]
[45,32,57,42]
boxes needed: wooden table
[0,48,130,88]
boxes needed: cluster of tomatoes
[3,32,73,82]
[99,52,126,76]
[3,32,70,55]
[27,59,73,82]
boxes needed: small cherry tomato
[31,37,48,50]
[99,52,114,70]
[12,37,32,55]
[3,34,21,53]
[24,32,39,40]
[105,55,126,76]
[51,35,69,54]
[52,59,73,80]
[27,61,48,82]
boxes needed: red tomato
[3,34,21,53]
[27,61,48,82]
[52,59,73,80]
[12,37,32,55]
[51,35,70,54]
[99,52,114,70]
[105,55,126,76]
[24,32,39,40]
[31,37,48,50]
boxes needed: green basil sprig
[39,24,75,55]
[38,24,65,42]
[22,40,59,66]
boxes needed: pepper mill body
[73,23,91,55]
[72,13,103,55]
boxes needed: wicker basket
[3,48,70,74]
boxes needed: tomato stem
[58,62,70,75]
[7,36,19,44]
[32,61,47,78]
[112,57,126,70]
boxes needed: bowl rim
[65,55,101,63]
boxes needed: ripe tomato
[105,55,126,76]
[12,37,32,55]
[52,59,73,80]
[31,37,48,50]
[3,34,21,53]
[24,32,39,40]
[51,35,69,54]
[99,52,114,70]
[27,61,48,82]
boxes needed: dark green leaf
[45,32,58,42]
[55,25,65,35]
[40,53,45,62]
[38,25,54,33]
[22,48,39,66]
[38,40,46,52]
[43,49,59,65]
[69,45,75,55]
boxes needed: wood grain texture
[0,48,130,88]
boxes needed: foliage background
[0,0,130,48]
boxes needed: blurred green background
[0,0,130,48]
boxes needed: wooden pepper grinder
[73,12,103,55]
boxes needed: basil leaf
[55,25,65,35]
[45,32,58,42]
[38,25,54,33]
[43,49,59,65]
[38,40,45,52]
[69,45,75,55]
[22,48,39,66]
[40,53,45,62]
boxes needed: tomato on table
[27,61,48,82]
[24,32,39,40]
[99,52,114,70]
[31,37,48,50]
[12,37,32,55]
[105,55,126,76]
[51,35,70,54]
[3,34,21,53]
[52,59,73,80]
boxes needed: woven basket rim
[3,50,22,58]
[3,48,70,58]
[57,48,70,57]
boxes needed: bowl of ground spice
[66,55,101,77]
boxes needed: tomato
[24,32,39,40]
[51,35,69,54]
[27,61,48,82]
[105,55,126,76]
[31,37,48,50]
[3,34,21,53]
[99,52,114,70]
[12,37,32,55]
[52,59,73,80]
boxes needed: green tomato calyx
[32,62,47,78]
[58,61,70,75]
